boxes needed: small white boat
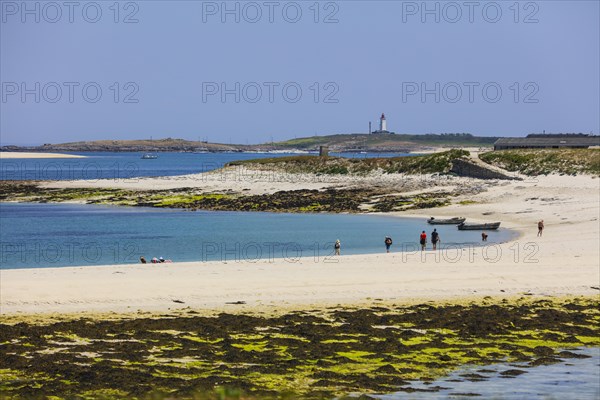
[141,154,158,159]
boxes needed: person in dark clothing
[384,236,393,253]
[140,256,147,264]
[334,239,341,256]
[431,229,440,250]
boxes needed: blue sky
[1,0,599,145]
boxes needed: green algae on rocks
[1,297,598,399]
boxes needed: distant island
[0,133,499,153]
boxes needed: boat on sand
[428,217,466,225]
[457,222,501,230]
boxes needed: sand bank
[0,152,87,159]
[2,174,599,316]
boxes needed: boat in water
[428,217,466,225]
[141,154,158,159]
[457,222,501,230]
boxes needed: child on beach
[384,237,393,253]
[537,220,544,237]
[334,240,341,255]
[431,229,440,250]
[419,231,427,251]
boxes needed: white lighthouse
[379,113,387,132]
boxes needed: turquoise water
[0,203,515,269]
[377,347,600,399]
[0,151,413,180]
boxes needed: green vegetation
[228,149,470,175]
[371,192,453,212]
[1,297,598,399]
[272,133,497,150]
[479,149,600,176]
[0,182,460,214]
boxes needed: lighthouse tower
[379,113,387,132]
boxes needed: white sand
[0,152,87,159]
[1,174,599,316]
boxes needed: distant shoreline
[0,152,87,159]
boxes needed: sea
[0,202,516,269]
[0,151,410,181]
[378,347,600,399]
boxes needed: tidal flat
[1,296,599,399]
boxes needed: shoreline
[1,172,599,316]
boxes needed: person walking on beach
[384,236,393,253]
[334,239,341,256]
[481,232,488,242]
[419,231,427,251]
[431,229,440,250]
[537,220,544,237]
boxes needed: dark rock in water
[460,373,488,379]
[500,369,527,377]
[558,350,592,359]
[533,345,555,357]
[460,373,488,382]
[449,393,481,397]
[529,357,561,366]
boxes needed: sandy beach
[0,152,87,159]
[2,172,599,316]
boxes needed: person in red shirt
[419,231,427,251]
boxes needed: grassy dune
[272,133,497,150]
[479,149,600,176]
[227,150,470,175]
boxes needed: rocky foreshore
[0,297,598,399]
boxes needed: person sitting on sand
[419,231,427,251]
[537,220,544,237]
[140,256,147,264]
[151,257,159,264]
[159,257,165,263]
[334,239,341,256]
[482,232,488,242]
[431,229,440,250]
[384,236,393,253]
